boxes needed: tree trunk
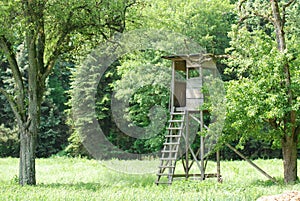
[18,77,41,185]
[282,134,298,183]
[19,125,37,185]
[270,0,298,184]
[18,21,44,184]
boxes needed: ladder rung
[155,181,172,184]
[160,158,177,160]
[163,142,179,145]
[169,120,184,123]
[156,110,186,186]
[156,173,174,176]
[161,150,177,153]
[167,127,183,130]
[171,112,185,115]
[165,135,181,138]
[158,165,175,168]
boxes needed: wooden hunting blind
[156,53,221,185]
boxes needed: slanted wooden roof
[162,53,207,60]
[162,53,216,69]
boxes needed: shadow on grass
[36,174,158,191]
[37,182,111,191]
[250,178,300,187]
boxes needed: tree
[135,0,234,55]
[0,0,136,185]
[67,0,234,157]
[225,0,300,183]
[112,50,171,154]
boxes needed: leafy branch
[0,88,23,124]
[238,0,274,25]
[0,35,26,121]
[0,36,24,93]
[282,0,296,26]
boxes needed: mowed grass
[0,157,300,201]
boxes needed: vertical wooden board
[186,98,203,110]
[174,81,186,107]
[186,88,202,99]
[187,78,202,88]
[175,60,186,71]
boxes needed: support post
[216,150,221,182]
[225,143,277,183]
[200,110,205,180]
[185,111,189,179]
[171,62,175,113]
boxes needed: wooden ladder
[155,110,186,185]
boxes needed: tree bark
[19,125,37,185]
[18,0,44,184]
[270,0,298,183]
[282,134,298,183]
[19,75,41,185]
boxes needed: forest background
[0,0,299,182]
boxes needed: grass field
[0,157,299,201]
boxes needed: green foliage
[0,44,71,157]
[67,0,235,158]
[223,1,300,147]
[44,0,137,60]
[0,57,15,128]
[1,158,300,200]
[220,140,282,160]
[0,125,19,157]
[67,49,171,157]
[0,0,137,165]
[200,74,226,154]
[37,62,72,158]
[64,130,89,157]
[133,0,234,54]
[113,50,171,153]
[123,0,235,147]
[0,1,23,45]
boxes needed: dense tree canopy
[0,0,299,185]
[67,0,234,158]
[224,0,300,183]
[0,0,136,185]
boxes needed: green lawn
[0,157,299,201]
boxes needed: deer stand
[155,53,221,185]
